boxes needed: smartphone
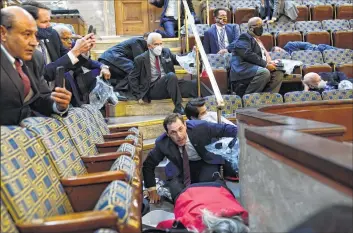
[88,25,94,34]
[55,66,65,88]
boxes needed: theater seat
[350,19,353,28]
[322,49,353,66]
[203,54,230,94]
[322,19,350,31]
[180,24,210,53]
[295,21,330,45]
[276,31,302,48]
[291,50,332,75]
[260,33,274,51]
[242,92,283,107]
[1,201,18,233]
[336,64,353,78]
[310,4,334,21]
[270,51,291,60]
[322,89,353,100]
[336,3,353,20]
[267,22,296,34]
[284,91,322,103]
[204,95,243,117]
[296,5,310,21]
[333,30,353,49]
[0,126,141,233]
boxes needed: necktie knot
[14,59,21,69]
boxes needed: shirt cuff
[67,51,79,65]
[53,103,69,115]
[147,186,157,192]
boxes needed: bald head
[303,72,321,85]
[1,6,38,61]
[248,17,262,27]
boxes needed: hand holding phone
[55,66,65,88]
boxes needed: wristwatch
[100,64,109,70]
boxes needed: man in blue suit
[143,113,237,203]
[203,8,240,54]
[149,0,200,38]
[229,17,283,95]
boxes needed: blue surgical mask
[37,27,53,40]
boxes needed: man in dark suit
[203,8,240,55]
[128,32,208,114]
[143,113,237,203]
[229,17,283,95]
[98,34,149,88]
[0,6,71,125]
[149,0,200,38]
[21,1,106,84]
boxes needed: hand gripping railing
[182,0,224,124]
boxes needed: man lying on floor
[155,179,249,233]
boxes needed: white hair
[53,24,71,36]
[201,209,249,233]
[147,32,162,45]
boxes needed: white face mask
[152,45,162,56]
[317,80,327,89]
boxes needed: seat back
[20,117,88,178]
[284,91,322,103]
[259,33,274,51]
[311,4,334,21]
[204,95,242,116]
[333,30,353,49]
[305,31,331,45]
[1,126,73,223]
[276,31,302,48]
[295,21,323,32]
[242,93,283,107]
[267,22,296,34]
[1,200,19,233]
[322,19,350,31]
[53,108,99,156]
[180,24,210,36]
[240,23,269,33]
[269,51,291,60]
[81,104,110,135]
[323,49,353,65]
[336,3,353,20]
[322,89,353,100]
[230,0,260,8]
[208,0,230,9]
[207,54,230,69]
[306,0,328,6]
[291,50,325,65]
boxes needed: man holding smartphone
[0,7,72,125]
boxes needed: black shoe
[173,106,185,115]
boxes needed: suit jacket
[143,120,237,188]
[128,48,179,100]
[0,50,54,125]
[203,24,240,54]
[150,0,196,26]
[272,0,298,21]
[229,32,267,81]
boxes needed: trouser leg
[244,67,271,94]
[263,70,284,93]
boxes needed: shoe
[173,106,185,115]
[114,92,128,101]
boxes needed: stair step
[108,115,167,140]
[106,98,190,117]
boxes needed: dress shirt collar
[1,44,23,67]
[216,24,225,31]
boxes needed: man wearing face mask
[21,1,96,85]
[229,17,283,96]
[203,8,240,55]
[128,33,208,114]
[302,72,352,93]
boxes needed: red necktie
[182,146,191,186]
[14,59,31,98]
[155,56,161,77]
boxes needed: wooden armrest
[103,132,135,140]
[96,139,135,148]
[17,210,118,233]
[61,170,127,186]
[81,151,131,163]
[108,125,139,133]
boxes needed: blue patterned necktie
[39,40,48,65]
[219,28,226,50]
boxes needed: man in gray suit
[260,0,298,23]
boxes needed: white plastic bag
[89,76,118,110]
[176,50,197,75]
[205,137,239,172]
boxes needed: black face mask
[252,26,263,36]
[37,27,53,40]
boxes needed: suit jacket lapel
[211,25,219,51]
[44,39,57,61]
[160,50,168,71]
[143,51,152,80]
[168,140,183,168]
[225,25,232,43]
[1,52,24,102]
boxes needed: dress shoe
[173,106,185,115]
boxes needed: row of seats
[181,19,353,51]
[205,89,353,115]
[1,104,143,233]
[201,0,353,24]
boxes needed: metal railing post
[178,0,181,39]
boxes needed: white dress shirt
[179,135,202,161]
[36,39,79,65]
[1,44,67,114]
[199,111,235,126]
[216,25,229,48]
[165,0,178,19]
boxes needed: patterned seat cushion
[292,0,304,5]
[229,0,260,9]
[350,19,353,28]
[322,19,350,31]
[323,49,353,65]
[94,180,132,225]
[82,104,110,135]
[306,0,329,6]
[295,21,323,32]
[322,89,353,100]
[118,143,137,158]
[284,91,322,102]
[242,93,283,107]
[110,155,136,182]
[204,95,242,116]
[20,117,87,178]
[125,134,140,146]
[326,0,351,5]
[1,200,19,233]
[207,54,228,69]
[269,51,291,60]
[74,107,105,144]
[1,126,73,223]
[267,22,296,33]
[180,24,210,36]
[291,50,325,65]
[53,108,99,156]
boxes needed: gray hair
[147,32,162,45]
[53,24,71,36]
[201,209,249,233]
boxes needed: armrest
[108,125,139,133]
[61,170,127,186]
[17,210,118,233]
[81,151,131,163]
[103,132,135,140]
[96,139,135,148]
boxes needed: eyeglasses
[61,37,72,42]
